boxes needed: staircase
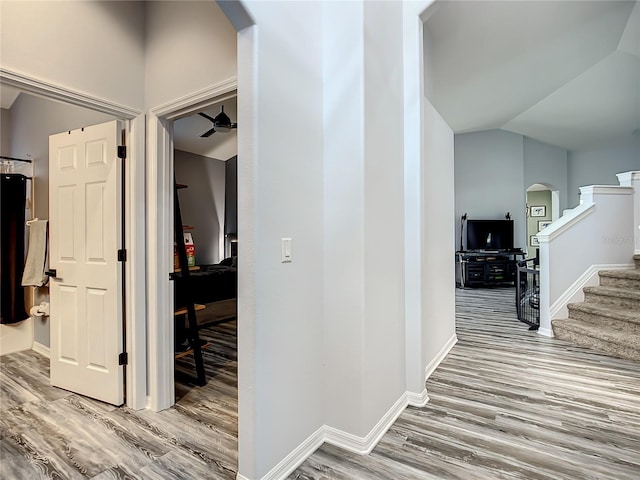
[551,255,640,362]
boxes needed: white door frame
[146,79,238,411]
[0,68,147,410]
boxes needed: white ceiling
[424,0,640,151]
[173,97,238,161]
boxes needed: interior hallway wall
[144,0,237,110]
[238,2,325,477]
[0,0,145,110]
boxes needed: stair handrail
[536,183,635,337]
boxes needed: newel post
[616,171,640,255]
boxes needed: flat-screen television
[466,219,514,251]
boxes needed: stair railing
[536,175,637,337]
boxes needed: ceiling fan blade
[231,123,238,129]
[198,112,216,123]
[200,127,216,138]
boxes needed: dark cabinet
[457,251,524,287]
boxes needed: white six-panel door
[49,120,124,405]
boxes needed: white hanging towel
[22,219,48,287]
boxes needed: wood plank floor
[290,287,640,479]
[0,315,238,479]
[2,288,640,479]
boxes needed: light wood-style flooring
[2,288,640,479]
[0,313,238,479]
[291,287,640,479]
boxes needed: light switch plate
[281,237,292,263]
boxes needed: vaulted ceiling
[424,0,639,152]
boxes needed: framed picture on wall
[530,205,546,217]
[538,220,552,231]
[530,235,540,247]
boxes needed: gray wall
[455,130,526,250]
[567,132,640,207]
[174,150,226,265]
[524,137,568,212]
[1,108,11,154]
[7,92,114,347]
[456,130,573,253]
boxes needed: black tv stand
[457,250,524,288]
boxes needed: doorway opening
[526,183,560,258]
[171,97,239,405]
[0,78,146,409]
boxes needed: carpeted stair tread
[552,319,640,361]
[599,269,640,281]
[567,302,640,325]
[583,285,640,301]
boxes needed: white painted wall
[567,131,640,207]
[362,0,406,432]
[174,150,226,265]
[524,137,568,212]
[2,2,460,477]
[322,0,366,438]
[422,98,456,371]
[144,0,237,110]
[0,1,145,111]
[238,2,325,477]
[455,130,526,250]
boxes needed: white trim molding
[251,387,434,480]
[325,393,409,456]
[257,427,325,480]
[146,77,239,412]
[424,333,458,380]
[536,202,594,244]
[32,341,50,358]
[0,68,141,118]
[406,388,429,407]
[151,78,237,120]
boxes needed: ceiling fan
[198,106,238,137]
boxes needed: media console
[457,250,524,288]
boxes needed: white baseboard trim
[248,387,425,480]
[537,326,554,338]
[406,388,429,407]
[32,341,50,358]
[550,263,634,320]
[258,426,325,480]
[325,392,408,455]
[237,336,466,480]
[424,333,458,380]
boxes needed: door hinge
[118,249,127,262]
[118,352,128,365]
[118,145,127,159]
